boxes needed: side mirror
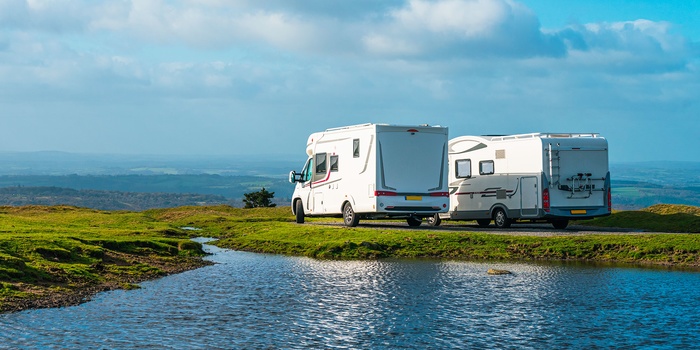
[288,170,297,184]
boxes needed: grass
[0,205,209,313]
[577,204,700,233]
[2,203,699,313]
[148,205,700,266]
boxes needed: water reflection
[1,243,699,349]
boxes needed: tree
[242,187,277,208]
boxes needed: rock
[487,269,512,275]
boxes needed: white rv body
[432,133,611,229]
[289,123,449,227]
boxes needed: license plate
[570,209,587,215]
[406,196,422,201]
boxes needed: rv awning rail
[486,133,601,141]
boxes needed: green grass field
[1,203,699,313]
[579,204,700,233]
[0,206,209,313]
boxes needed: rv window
[315,153,327,174]
[330,155,339,172]
[456,159,471,178]
[353,139,360,158]
[479,160,494,175]
[313,153,327,182]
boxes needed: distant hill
[0,186,233,211]
[0,174,294,200]
[0,174,294,211]
[0,152,698,211]
[0,151,304,176]
[0,152,301,210]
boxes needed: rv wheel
[295,200,305,224]
[476,219,491,228]
[407,216,422,227]
[343,202,360,227]
[551,219,569,229]
[493,208,511,229]
[426,214,441,227]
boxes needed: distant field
[0,174,292,198]
[610,162,700,209]
[611,180,700,210]
[0,161,697,211]
[612,187,642,198]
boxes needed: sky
[0,0,698,163]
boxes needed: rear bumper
[441,207,610,221]
[543,207,610,220]
[375,196,449,215]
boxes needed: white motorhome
[428,133,611,229]
[289,123,449,227]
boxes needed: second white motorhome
[428,133,611,229]
[289,123,449,227]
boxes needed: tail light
[542,188,550,212]
[374,191,397,196]
[607,187,612,212]
[430,192,450,197]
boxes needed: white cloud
[362,0,565,58]
[391,0,517,37]
[0,0,698,161]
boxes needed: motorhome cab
[289,123,449,227]
[428,133,611,229]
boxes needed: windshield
[301,158,313,182]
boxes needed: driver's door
[297,158,314,213]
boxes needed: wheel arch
[489,203,510,219]
[339,196,356,214]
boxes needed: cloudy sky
[0,0,698,163]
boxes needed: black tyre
[493,208,511,229]
[476,219,491,228]
[407,216,422,227]
[343,202,360,227]
[551,219,569,229]
[294,200,304,224]
[426,214,441,227]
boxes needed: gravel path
[312,221,662,236]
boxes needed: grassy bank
[149,204,700,266]
[0,206,209,313]
[2,204,699,313]
[579,204,700,233]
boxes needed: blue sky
[0,0,698,163]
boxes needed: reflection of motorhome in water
[428,133,611,229]
[289,123,449,227]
